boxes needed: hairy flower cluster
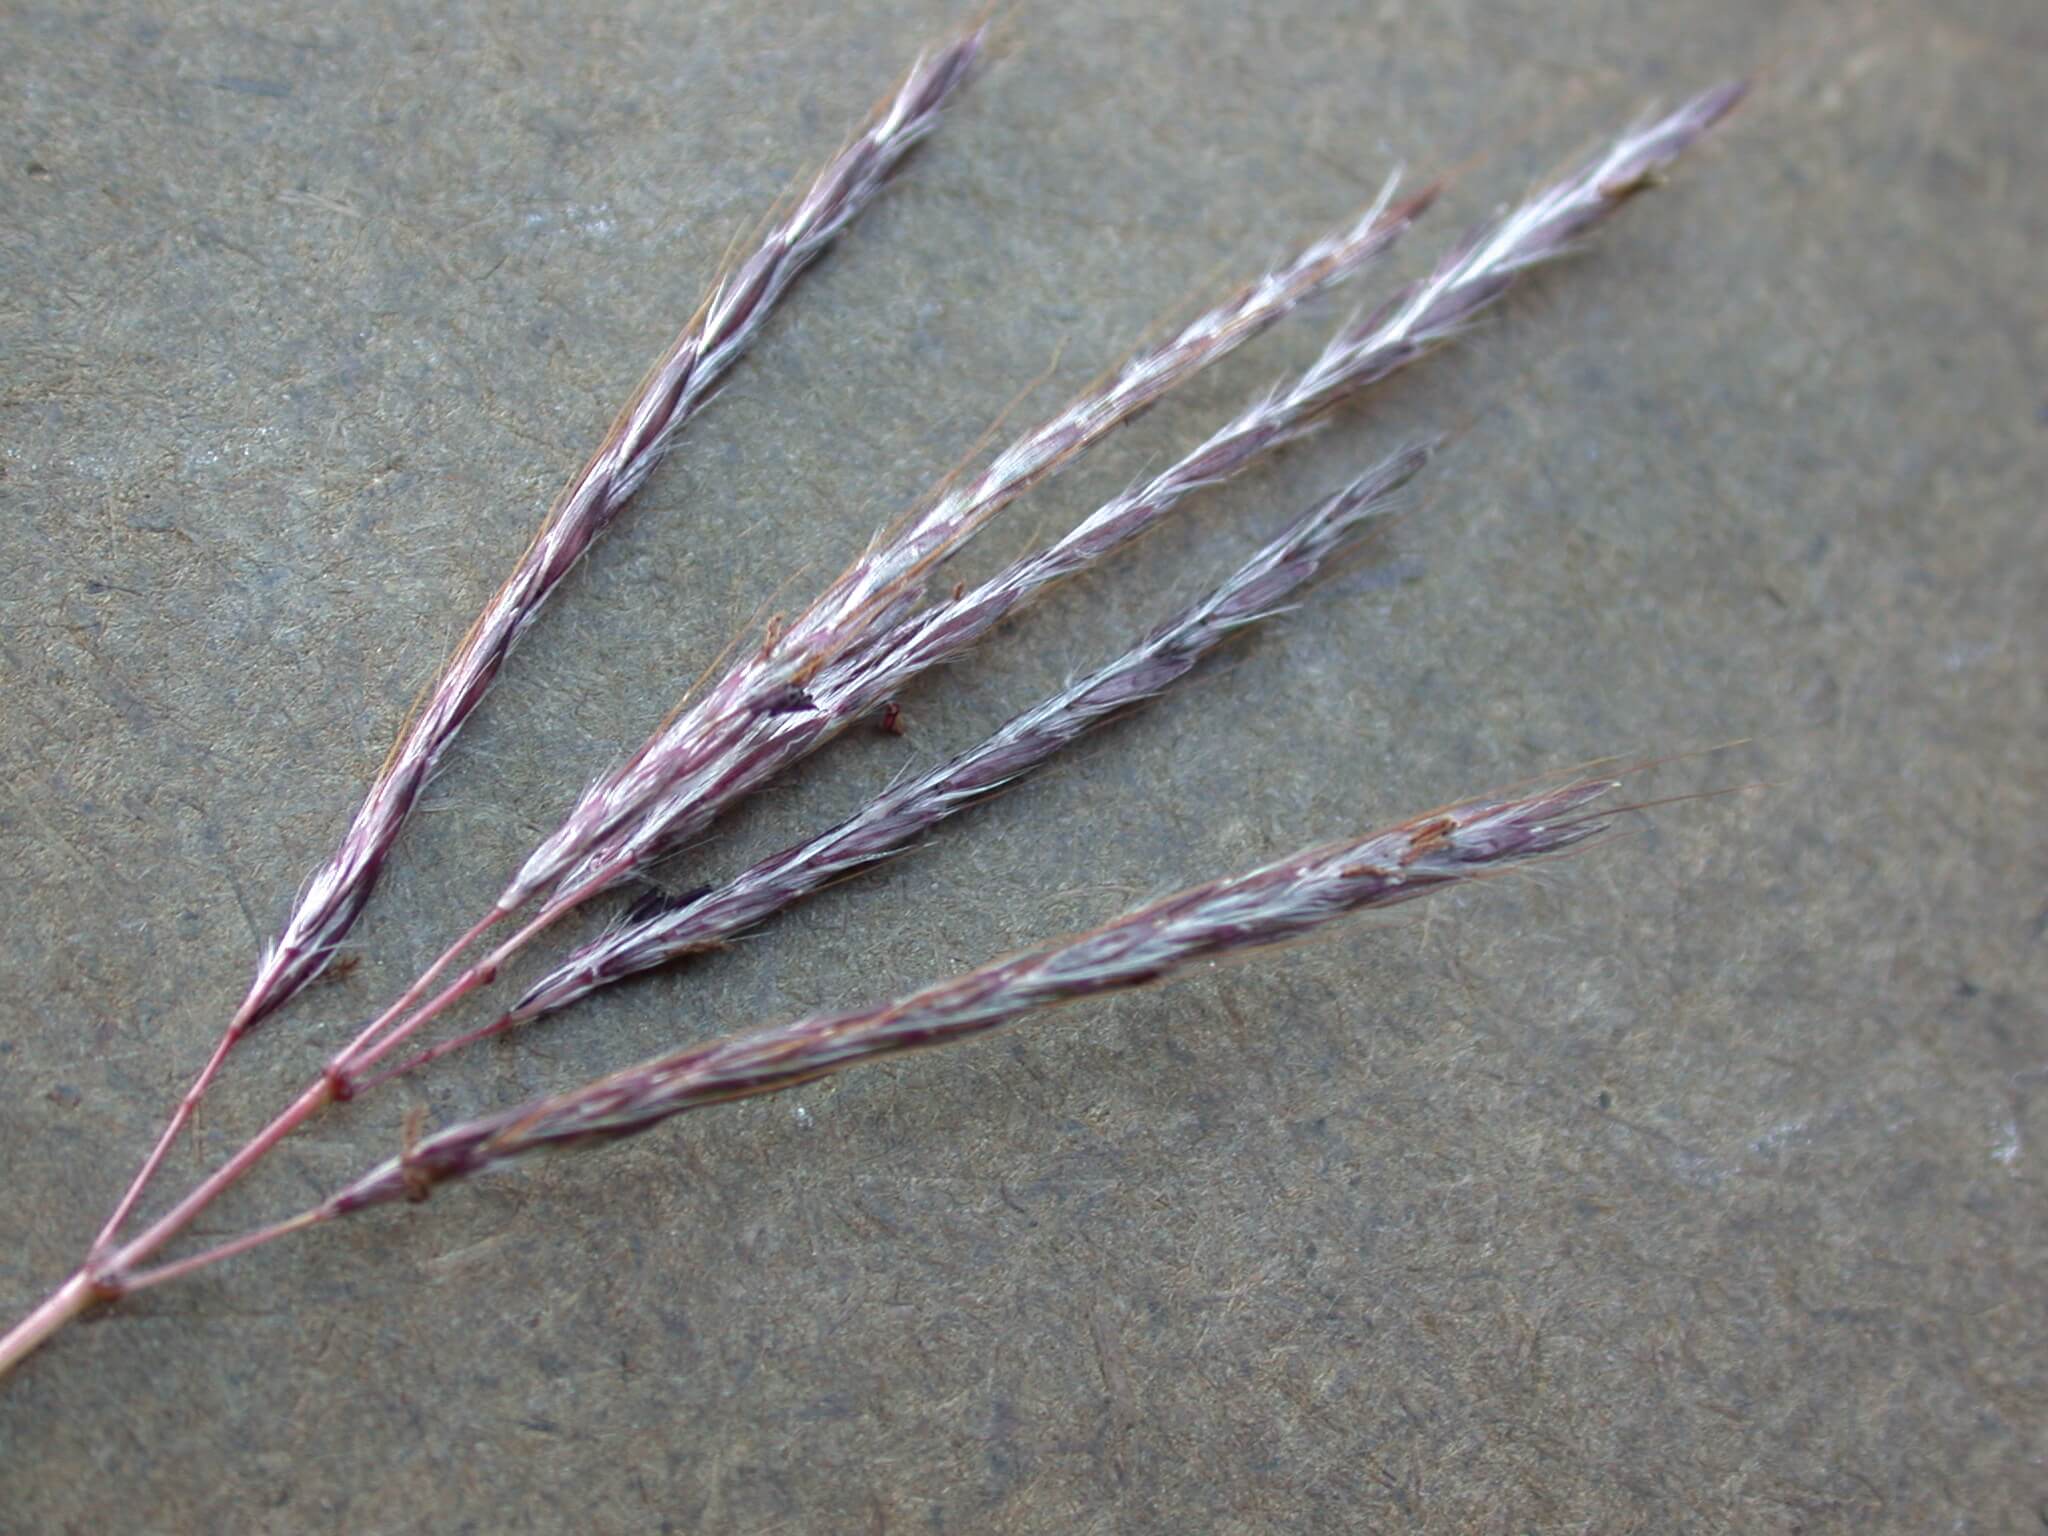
[330,779,1615,1214]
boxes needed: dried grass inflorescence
[0,27,1745,1381]
[339,779,1614,1209]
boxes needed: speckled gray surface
[2,2,2043,1531]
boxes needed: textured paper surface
[2,2,2042,1529]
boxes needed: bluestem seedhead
[327,776,1617,1214]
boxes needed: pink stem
[91,1003,253,1255]
[331,908,506,1067]
[356,1008,521,1093]
[102,1075,336,1280]
[118,1208,333,1296]
[88,902,582,1285]
[89,907,504,1263]
[0,1270,107,1382]
[333,904,568,1084]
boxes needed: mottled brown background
[1,0,2042,1530]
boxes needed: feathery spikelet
[83,34,985,1255]
[375,446,1428,1077]
[324,778,1615,1214]
[239,31,983,1032]
[1340,82,1746,373]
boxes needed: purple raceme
[91,28,985,1254]
[372,445,1429,1083]
[247,30,984,1034]
[322,780,1623,1226]
[99,774,1621,1302]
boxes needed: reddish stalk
[94,905,511,1254]
[90,1018,247,1254]
[117,1210,332,1298]
[332,908,562,1084]
[0,1273,106,1382]
[103,1077,337,1287]
[324,911,512,1084]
